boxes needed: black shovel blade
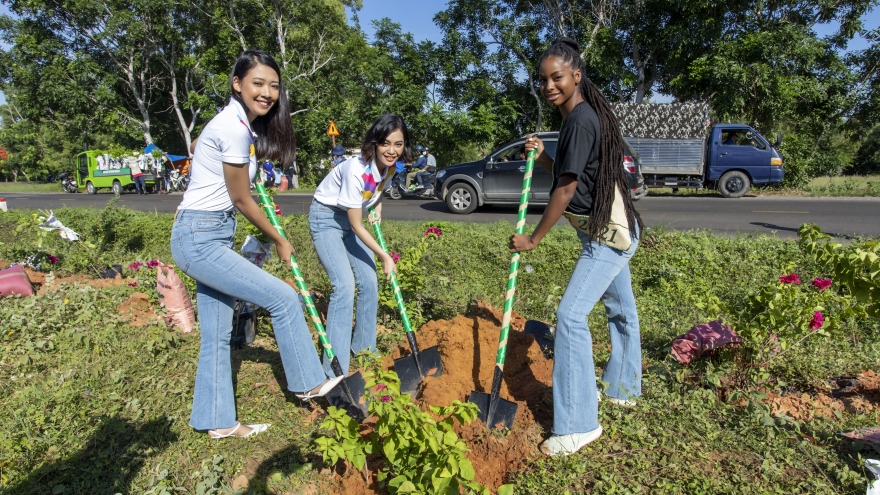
[394,345,443,396]
[524,320,554,359]
[468,391,518,430]
[324,371,368,421]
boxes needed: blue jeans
[133,175,146,193]
[170,209,325,431]
[553,229,641,435]
[308,199,378,377]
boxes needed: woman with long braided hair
[510,37,644,456]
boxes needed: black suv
[433,132,646,214]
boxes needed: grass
[1,206,879,494]
[640,175,880,198]
[0,182,66,193]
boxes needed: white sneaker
[294,375,345,400]
[606,396,636,408]
[540,426,603,456]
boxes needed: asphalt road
[1,191,878,239]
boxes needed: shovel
[469,148,537,430]
[368,206,443,395]
[254,182,368,421]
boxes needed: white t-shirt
[313,156,392,211]
[177,98,257,211]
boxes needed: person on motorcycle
[414,147,436,189]
[406,145,427,190]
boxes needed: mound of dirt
[117,292,163,327]
[326,302,554,494]
[765,370,880,421]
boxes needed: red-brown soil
[0,260,135,296]
[765,370,880,421]
[117,291,164,327]
[324,302,553,494]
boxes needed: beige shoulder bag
[562,184,632,251]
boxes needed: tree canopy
[0,0,877,185]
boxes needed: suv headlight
[436,170,446,179]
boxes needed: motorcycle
[385,167,436,200]
[167,169,189,192]
[59,172,78,193]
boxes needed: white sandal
[208,423,270,439]
[294,376,345,401]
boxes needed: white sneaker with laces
[540,426,603,456]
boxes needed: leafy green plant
[377,226,442,328]
[314,355,488,495]
[798,223,880,317]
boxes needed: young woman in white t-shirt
[170,50,343,440]
[309,113,409,378]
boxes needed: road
[1,191,878,238]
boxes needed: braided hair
[539,38,643,240]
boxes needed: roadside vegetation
[0,205,879,494]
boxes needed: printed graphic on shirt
[361,164,391,201]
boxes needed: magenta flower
[779,273,801,285]
[380,395,391,403]
[128,261,144,272]
[128,282,138,287]
[375,384,387,391]
[389,251,401,264]
[809,311,824,330]
[46,255,59,264]
[424,227,442,237]
[811,278,832,290]
[146,259,160,269]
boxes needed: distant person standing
[262,160,275,187]
[285,162,299,189]
[330,145,346,169]
[130,155,146,194]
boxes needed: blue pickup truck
[613,103,785,198]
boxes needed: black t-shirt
[552,101,601,216]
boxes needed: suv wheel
[86,181,97,194]
[446,182,478,214]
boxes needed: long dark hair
[539,38,643,239]
[229,50,296,167]
[361,114,413,165]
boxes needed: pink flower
[811,278,832,290]
[389,251,401,264]
[424,227,442,237]
[146,260,160,269]
[128,282,138,287]
[128,261,144,272]
[809,311,824,330]
[46,255,58,264]
[375,384,387,391]
[380,395,391,403]
[779,273,801,285]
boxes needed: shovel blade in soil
[469,391,518,430]
[324,371,368,421]
[394,345,443,396]
[525,320,554,358]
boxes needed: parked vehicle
[385,167,436,200]
[72,150,155,194]
[167,169,189,192]
[433,132,646,214]
[611,103,784,198]
[59,172,78,193]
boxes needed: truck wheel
[86,181,97,195]
[719,171,750,198]
[446,182,478,214]
[111,180,122,195]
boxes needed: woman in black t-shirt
[510,38,645,457]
